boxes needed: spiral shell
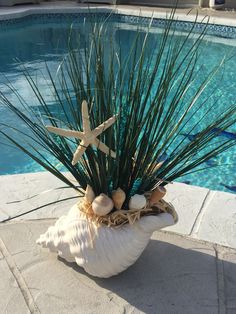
[112,188,126,210]
[84,185,95,203]
[36,203,176,278]
[129,194,147,210]
[92,194,114,216]
[149,186,166,206]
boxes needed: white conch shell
[112,188,126,210]
[84,185,95,203]
[149,186,167,206]
[129,194,147,210]
[36,203,176,278]
[92,193,114,216]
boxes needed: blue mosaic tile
[0,13,121,30]
[119,15,236,39]
[0,12,235,39]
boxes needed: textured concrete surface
[0,172,236,313]
[165,183,209,235]
[193,191,236,249]
[1,220,236,314]
[0,248,30,313]
[0,173,78,222]
[220,251,236,314]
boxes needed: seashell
[84,185,95,203]
[92,193,114,216]
[36,202,177,278]
[149,186,167,206]
[129,194,147,210]
[112,188,126,210]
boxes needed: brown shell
[112,188,126,210]
[149,186,166,205]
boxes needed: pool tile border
[0,6,236,39]
[120,14,236,38]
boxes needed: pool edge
[0,3,236,28]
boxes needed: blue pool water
[0,13,235,193]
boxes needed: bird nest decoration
[1,10,236,278]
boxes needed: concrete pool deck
[0,172,236,313]
[0,2,236,313]
[1,219,236,314]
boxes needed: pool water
[0,14,235,193]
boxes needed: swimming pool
[0,13,235,193]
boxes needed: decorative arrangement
[36,199,177,278]
[36,98,178,277]
[1,10,236,277]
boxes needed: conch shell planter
[36,200,178,278]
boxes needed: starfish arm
[92,114,118,137]
[47,126,83,139]
[72,140,88,165]
[82,100,91,133]
[94,138,116,158]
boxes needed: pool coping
[0,2,235,250]
[0,172,236,250]
[0,2,236,28]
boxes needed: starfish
[46,100,117,165]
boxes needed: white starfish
[46,100,117,165]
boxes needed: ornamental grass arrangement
[1,10,236,277]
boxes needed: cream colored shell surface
[36,204,175,278]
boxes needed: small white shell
[129,194,147,210]
[84,185,95,203]
[92,193,114,216]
